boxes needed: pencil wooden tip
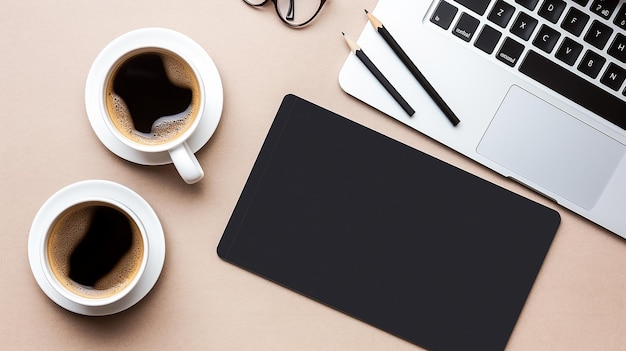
[365,9,382,29]
[342,32,360,53]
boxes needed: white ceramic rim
[41,197,148,307]
[101,47,206,153]
[85,27,223,165]
[28,180,165,316]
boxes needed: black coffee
[112,53,193,133]
[47,202,144,298]
[69,206,133,287]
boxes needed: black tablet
[218,95,560,351]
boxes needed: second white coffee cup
[28,180,165,316]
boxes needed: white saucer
[85,28,223,165]
[28,180,166,316]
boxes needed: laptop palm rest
[477,85,625,210]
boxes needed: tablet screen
[218,95,560,351]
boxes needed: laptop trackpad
[477,85,625,210]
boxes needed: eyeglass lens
[245,0,324,27]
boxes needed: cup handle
[168,142,204,184]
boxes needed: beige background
[1,1,625,350]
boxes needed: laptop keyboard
[428,0,626,130]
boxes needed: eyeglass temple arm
[286,0,294,20]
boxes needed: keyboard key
[515,0,539,11]
[519,50,626,130]
[601,63,626,90]
[497,37,525,67]
[454,0,490,15]
[475,25,502,54]
[608,33,626,62]
[538,0,566,24]
[561,7,590,37]
[572,0,589,5]
[533,25,561,53]
[584,20,614,50]
[556,37,584,65]
[511,12,538,40]
[453,12,480,42]
[431,1,458,30]
[578,50,607,78]
[488,0,515,28]
[591,0,619,20]
[615,3,626,30]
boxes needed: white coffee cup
[28,180,165,316]
[85,28,223,184]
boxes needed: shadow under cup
[103,48,203,149]
[44,200,147,306]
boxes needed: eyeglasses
[243,0,327,28]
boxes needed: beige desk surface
[1,1,625,350]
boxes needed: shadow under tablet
[218,94,560,351]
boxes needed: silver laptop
[339,0,626,238]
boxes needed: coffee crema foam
[46,202,144,299]
[105,50,201,146]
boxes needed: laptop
[339,0,626,239]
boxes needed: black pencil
[342,32,415,117]
[365,9,460,126]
